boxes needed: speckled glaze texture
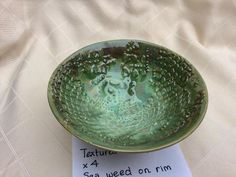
[48,40,208,152]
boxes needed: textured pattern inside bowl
[48,41,207,151]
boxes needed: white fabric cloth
[0,1,236,177]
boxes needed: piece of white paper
[73,137,192,177]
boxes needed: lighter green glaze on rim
[48,39,208,153]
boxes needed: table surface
[0,1,236,177]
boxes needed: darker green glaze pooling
[48,40,208,152]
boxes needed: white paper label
[73,137,192,177]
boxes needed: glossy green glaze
[48,40,208,152]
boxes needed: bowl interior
[48,40,208,152]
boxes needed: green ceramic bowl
[48,40,208,152]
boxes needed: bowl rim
[47,39,208,153]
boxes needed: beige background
[0,0,236,177]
